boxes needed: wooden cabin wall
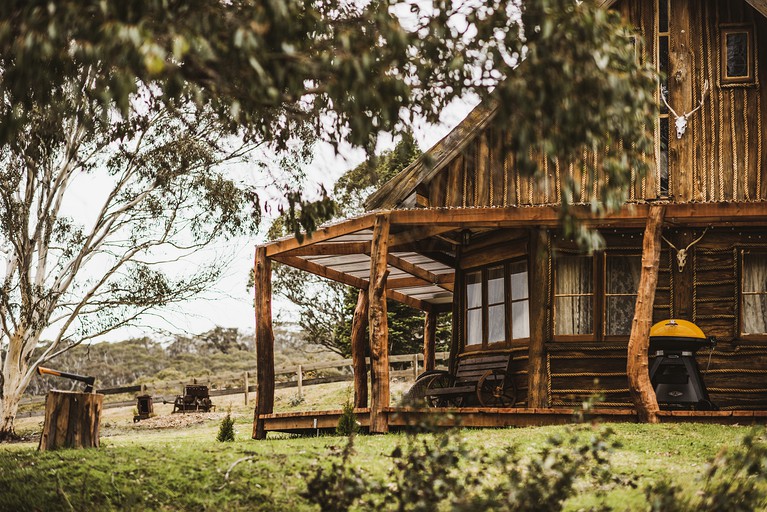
[455,228,767,409]
[424,0,767,209]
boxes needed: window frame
[740,249,767,341]
[552,250,643,343]
[720,23,756,87]
[603,251,642,341]
[463,257,530,351]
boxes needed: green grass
[3,382,764,511]
[0,416,760,512]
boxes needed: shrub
[336,399,359,436]
[216,412,235,442]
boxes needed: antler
[661,235,678,251]
[660,84,680,118]
[683,226,709,252]
[683,80,709,120]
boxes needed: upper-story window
[720,24,755,87]
[465,260,529,348]
[742,251,767,336]
[657,0,670,197]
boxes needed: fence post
[244,371,249,406]
[412,354,419,380]
[297,365,303,399]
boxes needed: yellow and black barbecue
[649,319,716,410]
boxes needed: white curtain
[606,256,641,336]
[555,256,593,335]
[743,253,767,335]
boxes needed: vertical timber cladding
[546,231,644,408]
[690,228,767,410]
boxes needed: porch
[252,203,767,439]
[258,406,767,436]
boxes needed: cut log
[528,229,550,408]
[351,289,369,409]
[38,391,103,451]
[368,214,391,434]
[627,204,665,423]
[252,246,274,440]
[423,311,437,372]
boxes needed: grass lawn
[1,383,764,511]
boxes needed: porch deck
[258,407,767,435]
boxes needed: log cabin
[252,0,767,438]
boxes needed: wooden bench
[425,353,516,407]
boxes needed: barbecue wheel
[477,370,516,408]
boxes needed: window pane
[487,266,505,304]
[727,32,749,77]
[743,254,767,293]
[467,271,482,309]
[555,297,593,335]
[606,296,636,336]
[658,0,668,33]
[660,117,669,195]
[512,300,530,339]
[488,304,506,343]
[556,256,592,294]
[743,253,767,335]
[743,295,767,335]
[607,256,641,294]
[467,309,482,345]
[510,261,529,300]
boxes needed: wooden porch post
[252,246,275,439]
[351,288,369,408]
[423,311,437,372]
[527,229,549,408]
[368,214,391,433]
[627,204,665,423]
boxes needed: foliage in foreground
[304,426,767,512]
[303,424,617,512]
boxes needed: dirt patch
[128,412,227,430]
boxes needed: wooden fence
[18,352,449,418]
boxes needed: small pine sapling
[336,398,359,436]
[217,410,236,442]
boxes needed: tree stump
[38,390,103,451]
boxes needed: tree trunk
[423,311,437,372]
[0,330,32,440]
[368,214,390,434]
[351,289,369,409]
[627,204,665,423]
[38,391,103,451]
[252,246,275,440]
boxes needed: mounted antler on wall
[661,227,709,272]
[661,80,710,139]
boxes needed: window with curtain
[554,255,593,336]
[605,255,641,336]
[742,252,767,335]
[464,260,529,348]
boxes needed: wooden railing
[18,351,449,417]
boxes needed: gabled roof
[364,99,499,210]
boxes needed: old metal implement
[36,366,95,393]
[171,384,215,413]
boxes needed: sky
[90,97,479,343]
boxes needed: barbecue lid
[650,319,706,340]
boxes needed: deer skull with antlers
[661,80,709,139]
[662,227,709,272]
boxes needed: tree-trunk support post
[424,311,437,372]
[252,246,275,439]
[527,229,550,408]
[368,214,391,433]
[627,204,665,423]
[351,289,369,409]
